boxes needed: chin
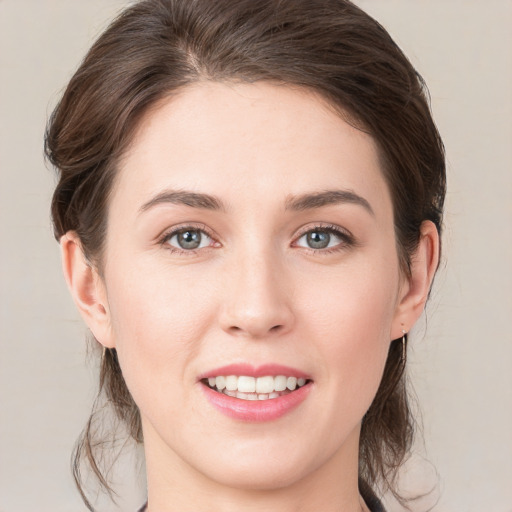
[183,427,347,493]
[201,456,316,491]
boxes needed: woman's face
[97,82,407,490]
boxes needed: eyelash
[158,223,355,256]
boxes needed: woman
[45,0,445,510]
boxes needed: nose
[218,249,295,339]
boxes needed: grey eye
[167,229,212,250]
[295,228,347,251]
[306,230,331,249]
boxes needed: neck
[142,419,368,512]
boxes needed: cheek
[298,255,400,404]
[103,259,218,401]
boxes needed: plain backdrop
[1,1,511,511]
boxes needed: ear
[60,232,115,348]
[391,220,440,339]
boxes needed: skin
[61,82,439,512]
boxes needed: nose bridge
[219,241,294,338]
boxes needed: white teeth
[223,390,285,401]
[274,375,287,392]
[225,375,238,391]
[206,374,309,399]
[286,377,297,391]
[256,376,275,394]
[215,376,226,390]
[238,376,256,393]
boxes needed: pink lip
[198,363,311,380]
[200,382,312,422]
[198,363,313,422]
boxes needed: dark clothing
[360,482,386,512]
[137,487,386,512]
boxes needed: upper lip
[198,363,311,380]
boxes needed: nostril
[228,323,284,336]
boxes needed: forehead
[114,81,391,217]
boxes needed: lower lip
[200,383,312,422]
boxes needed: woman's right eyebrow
[139,189,226,213]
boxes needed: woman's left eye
[163,228,213,251]
[294,227,351,251]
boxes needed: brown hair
[45,0,445,509]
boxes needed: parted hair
[45,0,445,509]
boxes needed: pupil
[178,230,201,249]
[307,231,330,249]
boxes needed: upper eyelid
[159,223,216,242]
[293,223,353,239]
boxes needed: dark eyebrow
[139,190,226,213]
[285,189,375,216]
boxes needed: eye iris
[307,230,330,249]
[177,230,202,249]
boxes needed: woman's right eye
[163,228,214,252]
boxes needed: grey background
[1,0,511,510]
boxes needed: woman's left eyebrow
[285,189,375,216]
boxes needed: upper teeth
[207,375,307,394]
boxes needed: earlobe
[60,232,115,348]
[391,220,440,339]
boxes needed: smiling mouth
[201,375,311,401]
